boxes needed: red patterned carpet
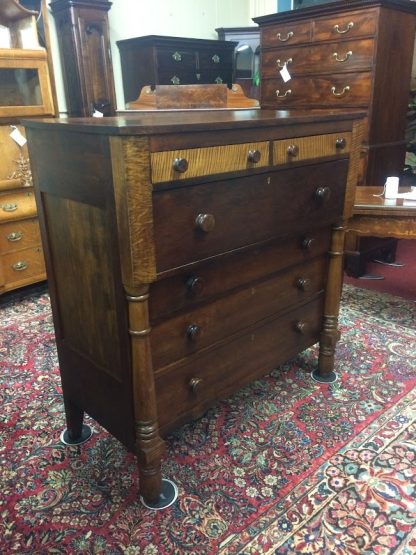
[1,284,416,554]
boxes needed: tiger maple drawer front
[261,21,312,48]
[0,189,38,223]
[261,39,375,77]
[151,256,327,370]
[152,159,348,272]
[262,72,371,108]
[0,218,41,253]
[2,245,45,285]
[313,9,379,41]
[150,141,269,183]
[155,296,324,433]
[149,228,331,319]
[273,132,351,165]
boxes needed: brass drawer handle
[171,75,181,85]
[331,85,350,98]
[185,275,204,296]
[172,51,182,62]
[189,377,203,393]
[335,137,347,149]
[287,144,299,157]
[333,50,352,63]
[212,54,220,63]
[215,76,223,84]
[7,231,23,242]
[247,149,261,163]
[276,89,292,98]
[2,202,18,212]
[333,21,354,34]
[172,157,188,173]
[276,57,293,69]
[195,213,215,232]
[315,186,331,202]
[276,31,294,42]
[294,321,308,334]
[186,324,201,341]
[12,260,28,272]
[296,277,311,291]
[301,237,315,250]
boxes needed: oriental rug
[0,284,415,554]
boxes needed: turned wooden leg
[60,396,93,445]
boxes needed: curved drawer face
[151,142,269,183]
[155,295,324,433]
[149,228,331,319]
[261,39,375,77]
[0,189,37,223]
[0,217,41,254]
[2,245,45,285]
[262,21,312,48]
[261,72,372,107]
[313,9,378,41]
[273,132,351,164]
[151,256,327,370]
[152,159,348,272]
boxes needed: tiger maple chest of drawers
[25,109,363,506]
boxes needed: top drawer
[0,189,37,223]
[313,9,379,42]
[157,48,196,70]
[262,21,312,49]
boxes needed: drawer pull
[247,149,261,163]
[172,51,182,62]
[275,89,292,98]
[2,202,18,212]
[333,50,352,63]
[294,321,308,334]
[195,213,215,233]
[12,260,28,272]
[301,237,315,250]
[296,277,311,291]
[172,157,189,173]
[189,377,203,393]
[331,85,350,98]
[185,275,204,295]
[171,75,181,85]
[276,31,294,42]
[215,76,223,84]
[335,137,347,149]
[212,54,220,63]
[276,57,292,69]
[315,186,331,202]
[7,231,23,242]
[333,21,354,34]
[186,324,201,341]
[287,144,299,157]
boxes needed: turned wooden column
[50,0,116,116]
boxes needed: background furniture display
[0,0,55,295]
[25,108,363,508]
[116,35,237,105]
[50,0,116,116]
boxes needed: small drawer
[151,256,327,370]
[313,9,378,41]
[0,189,37,223]
[198,70,232,85]
[151,141,269,184]
[0,217,41,253]
[156,48,196,69]
[2,245,45,286]
[198,50,232,68]
[273,132,351,165]
[155,295,324,433]
[261,21,312,48]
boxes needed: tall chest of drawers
[25,109,363,508]
[254,0,416,186]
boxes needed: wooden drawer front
[156,48,196,70]
[2,245,45,285]
[273,132,351,165]
[0,218,41,253]
[313,9,379,42]
[155,296,324,433]
[199,70,232,85]
[0,189,37,223]
[262,21,312,48]
[261,39,375,77]
[150,228,331,319]
[198,50,232,69]
[151,142,269,183]
[261,72,372,108]
[152,160,348,272]
[151,256,327,370]
[158,70,197,86]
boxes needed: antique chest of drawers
[25,109,363,508]
[254,0,416,186]
[116,35,237,105]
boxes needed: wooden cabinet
[254,0,416,186]
[25,108,363,507]
[116,35,237,105]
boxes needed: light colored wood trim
[347,216,416,239]
[343,119,365,220]
[273,131,352,165]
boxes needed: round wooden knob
[195,213,215,232]
[185,275,204,295]
[296,277,311,291]
[315,186,331,202]
[294,321,308,334]
[287,144,299,157]
[189,377,203,393]
[335,137,347,149]
[301,237,315,250]
[186,324,201,341]
[247,149,261,163]
[173,157,189,173]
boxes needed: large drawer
[261,72,372,108]
[151,256,327,370]
[1,245,45,287]
[261,39,375,77]
[152,159,348,272]
[0,189,37,223]
[155,295,324,433]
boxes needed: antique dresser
[25,109,363,508]
[116,35,237,105]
